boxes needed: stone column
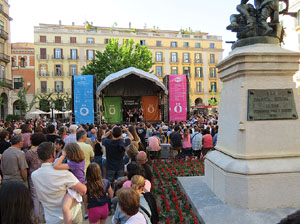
[204,44,300,209]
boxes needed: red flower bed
[149,158,205,224]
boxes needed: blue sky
[9,0,241,56]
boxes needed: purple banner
[169,75,187,121]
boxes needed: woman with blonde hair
[112,175,151,224]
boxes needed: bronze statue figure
[227,0,292,45]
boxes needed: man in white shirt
[32,142,86,224]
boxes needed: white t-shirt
[125,212,147,224]
[31,163,81,224]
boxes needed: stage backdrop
[142,96,159,121]
[169,75,187,121]
[73,75,94,124]
[103,97,122,123]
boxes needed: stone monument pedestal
[179,44,300,223]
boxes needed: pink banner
[169,75,187,121]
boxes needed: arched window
[20,57,25,67]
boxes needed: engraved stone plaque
[247,89,298,120]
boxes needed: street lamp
[51,102,55,122]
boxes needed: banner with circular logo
[169,75,187,121]
[142,96,159,121]
[103,97,122,123]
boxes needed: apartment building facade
[11,43,36,115]
[0,0,12,119]
[34,23,223,107]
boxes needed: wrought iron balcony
[53,72,64,77]
[37,72,50,77]
[182,58,191,64]
[37,54,49,60]
[51,55,64,60]
[194,59,203,64]
[0,53,10,63]
[37,88,51,94]
[68,56,79,60]
[0,78,13,89]
[0,29,8,40]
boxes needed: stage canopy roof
[96,67,168,96]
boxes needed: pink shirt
[122,179,151,192]
[203,134,213,148]
[182,134,192,148]
[148,136,160,151]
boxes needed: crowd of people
[0,112,220,224]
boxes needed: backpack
[141,192,159,224]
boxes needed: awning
[96,67,168,96]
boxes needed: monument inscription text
[247,89,298,120]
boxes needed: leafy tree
[37,93,53,112]
[16,79,37,116]
[208,90,219,106]
[81,38,154,84]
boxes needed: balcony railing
[194,59,203,64]
[193,89,203,94]
[155,58,164,63]
[0,29,8,40]
[209,89,218,93]
[0,53,10,63]
[182,59,191,64]
[37,54,49,60]
[0,78,13,89]
[170,59,179,63]
[68,56,79,60]
[52,55,64,60]
[209,74,217,79]
[209,60,217,64]
[53,88,72,94]
[194,75,203,79]
[37,72,50,77]
[37,88,51,94]
[53,72,64,77]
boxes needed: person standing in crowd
[201,128,213,159]
[53,143,85,224]
[114,188,147,224]
[136,151,152,182]
[32,142,87,224]
[64,124,78,145]
[86,163,114,224]
[0,181,34,224]
[0,131,10,154]
[55,138,66,158]
[102,126,133,184]
[89,128,97,142]
[213,126,218,147]
[58,126,68,140]
[25,133,47,224]
[148,132,161,159]
[76,130,94,173]
[128,125,141,151]
[21,124,32,150]
[113,175,151,224]
[136,122,146,151]
[191,127,203,158]
[138,108,144,122]
[182,128,192,159]
[169,126,183,159]
[1,135,28,185]
[133,108,139,123]
[46,125,60,143]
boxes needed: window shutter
[54,48,56,59]
[61,64,63,74]
[61,48,63,59]
[62,81,64,92]
[86,50,88,60]
[55,81,57,91]
[70,49,72,59]
[76,65,78,74]
[76,49,78,58]
[69,64,71,75]
[93,50,95,59]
